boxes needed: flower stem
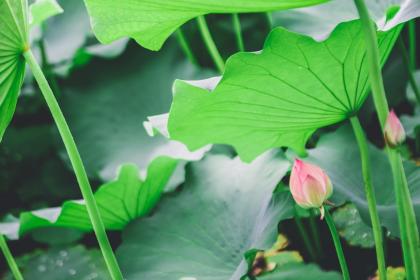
[23,50,123,280]
[196,15,225,73]
[408,21,416,71]
[309,209,323,258]
[398,37,420,103]
[232,14,245,52]
[353,0,420,278]
[324,209,350,280]
[294,206,317,261]
[350,116,387,280]
[175,28,198,66]
[0,235,23,280]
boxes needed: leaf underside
[0,0,28,141]
[83,0,329,50]
[168,20,401,162]
[273,0,420,41]
[117,152,293,280]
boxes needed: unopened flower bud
[384,110,406,147]
[289,159,333,219]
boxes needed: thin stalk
[294,207,317,261]
[196,15,225,73]
[324,209,350,280]
[353,0,420,278]
[23,50,123,280]
[232,14,245,52]
[350,116,387,280]
[398,37,420,103]
[175,28,198,66]
[408,21,416,71]
[265,12,273,28]
[309,209,323,258]
[0,235,23,280]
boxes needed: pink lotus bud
[384,110,406,147]
[289,159,333,218]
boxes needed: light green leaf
[305,125,420,237]
[0,157,177,239]
[273,0,419,40]
[29,0,63,27]
[168,20,400,162]
[333,204,375,248]
[3,245,109,280]
[256,263,341,280]
[0,0,28,141]
[83,0,329,51]
[61,43,213,182]
[117,152,293,279]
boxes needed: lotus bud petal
[289,159,333,217]
[384,110,406,147]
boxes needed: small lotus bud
[384,110,406,147]
[289,159,333,218]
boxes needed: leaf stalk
[0,234,23,280]
[350,116,387,280]
[196,15,225,73]
[324,209,350,280]
[23,50,124,280]
[353,0,420,278]
[232,13,245,52]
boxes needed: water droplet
[56,260,64,267]
[68,269,77,275]
[59,250,68,257]
[37,265,47,272]
[87,272,98,280]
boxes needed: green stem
[398,37,420,103]
[196,15,225,73]
[324,209,350,280]
[175,28,198,66]
[408,21,416,71]
[23,50,123,280]
[0,235,23,280]
[309,209,323,258]
[265,12,273,28]
[294,207,317,261]
[353,0,420,278]
[232,14,245,52]
[350,116,387,280]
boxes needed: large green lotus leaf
[3,245,109,280]
[83,0,329,51]
[0,157,177,239]
[273,0,419,40]
[61,43,212,182]
[167,20,400,162]
[117,152,294,279]
[0,0,28,141]
[304,125,420,237]
[256,263,340,280]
